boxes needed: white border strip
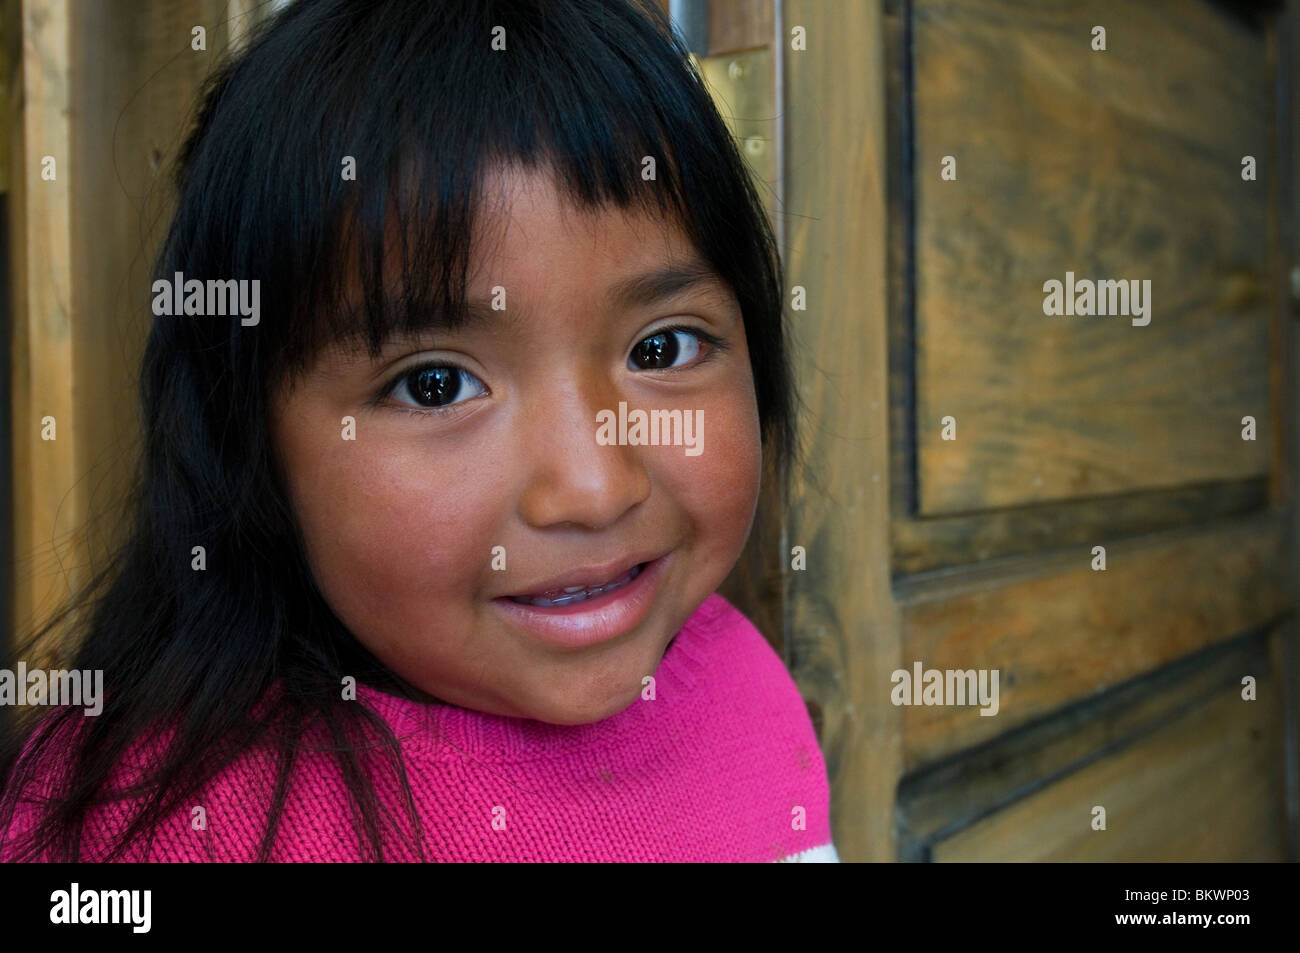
[776,842,840,863]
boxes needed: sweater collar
[353,593,728,762]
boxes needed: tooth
[511,564,644,606]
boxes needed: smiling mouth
[506,563,645,608]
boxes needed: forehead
[299,163,735,378]
[467,163,699,284]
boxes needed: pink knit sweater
[2,593,838,862]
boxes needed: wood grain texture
[898,630,1272,858]
[783,0,901,862]
[932,660,1286,861]
[1267,2,1290,515]
[1282,0,1300,863]
[1271,0,1300,862]
[912,0,1273,515]
[708,0,772,54]
[887,2,1280,574]
[900,514,1292,768]
[0,1,10,196]
[1270,622,1298,860]
[891,474,1266,575]
[9,0,81,650]
[8,0,239,647]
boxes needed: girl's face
[270,164,762,725]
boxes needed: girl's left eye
[628,325,725,372]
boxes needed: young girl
[0,0,837,862]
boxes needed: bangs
[230,0,713,384]
[163,0,791,472]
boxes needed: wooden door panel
[912,0,1273,516]
[899,629,1284,858]
[879,0,1295,863]
[931,657,1286,861]
[900,515,1290,767]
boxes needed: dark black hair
[0,0,799,861]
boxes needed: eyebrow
[362,255,728,350]
[603,255,727,311]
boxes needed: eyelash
[375,324,729,418]
[637,323,730,373]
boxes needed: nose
[515,375,651,530]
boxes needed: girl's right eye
[383,363,488,414]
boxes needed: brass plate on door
[692,48,776,223]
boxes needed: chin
[523,680,645,726]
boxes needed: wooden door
[705,0,1298,860]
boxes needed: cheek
[286,437,506,637]
[655,380,763,548]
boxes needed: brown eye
[629,328,703,371]
[388,364,487,410]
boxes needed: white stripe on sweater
[775,842,840,863]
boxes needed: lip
[492,550,673,649]
[502,551,665,599]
